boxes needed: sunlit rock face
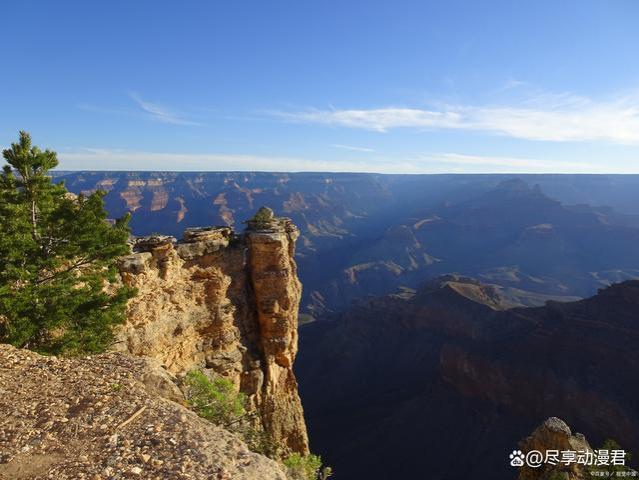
[516,417,594,480]
[116,210,309,455]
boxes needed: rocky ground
[0,344,288,480]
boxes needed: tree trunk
[30,198,39,242]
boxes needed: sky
[1,0,639,173]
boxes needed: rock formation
[0,344,288,480]
[517,417,593,480]
[116,207,308,456]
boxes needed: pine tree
[0,131,135,355]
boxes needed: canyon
[57,172,639,317]
[28,171,639,479]
[297,277,639,479]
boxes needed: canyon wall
[297,277,639,479]
[116,207,309,456]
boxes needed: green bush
[284,453,331,480]
[239,424,279,458]
[185,369,333,478]
[184,369,279,455]
[184,370,246,427]
[587,439,633,477]
[245,206,276,229]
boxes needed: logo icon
[509,450,525,467]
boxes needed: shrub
[587,439,633,476]
[239,424,279,458]
[284,453,331,480]
[184,370,246,427]
[252,206,274,223]
[184,369,333,478]
[184,369,278,454]
[245,206,276,229]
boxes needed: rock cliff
[116,207,308,456]
[516,417,593,480]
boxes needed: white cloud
[273,92,639,144]
[331,144,376,153]
[55,148,639,174]
[276,107,460,133]
[129,93,202,126]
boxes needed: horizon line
[50,169,639,176]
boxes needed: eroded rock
[517,417,593,480]
[116,209,309,456]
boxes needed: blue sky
[2,0,639,173]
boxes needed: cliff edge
[0,344,288,480]
[116,207,308,456]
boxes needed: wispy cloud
[54,148,638,174]
[129,92,203,126]
[275,107,460,133]
[77,94,203,126]
[331,144,375,153]
[272,91,639,144]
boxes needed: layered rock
[116,207,308,455]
